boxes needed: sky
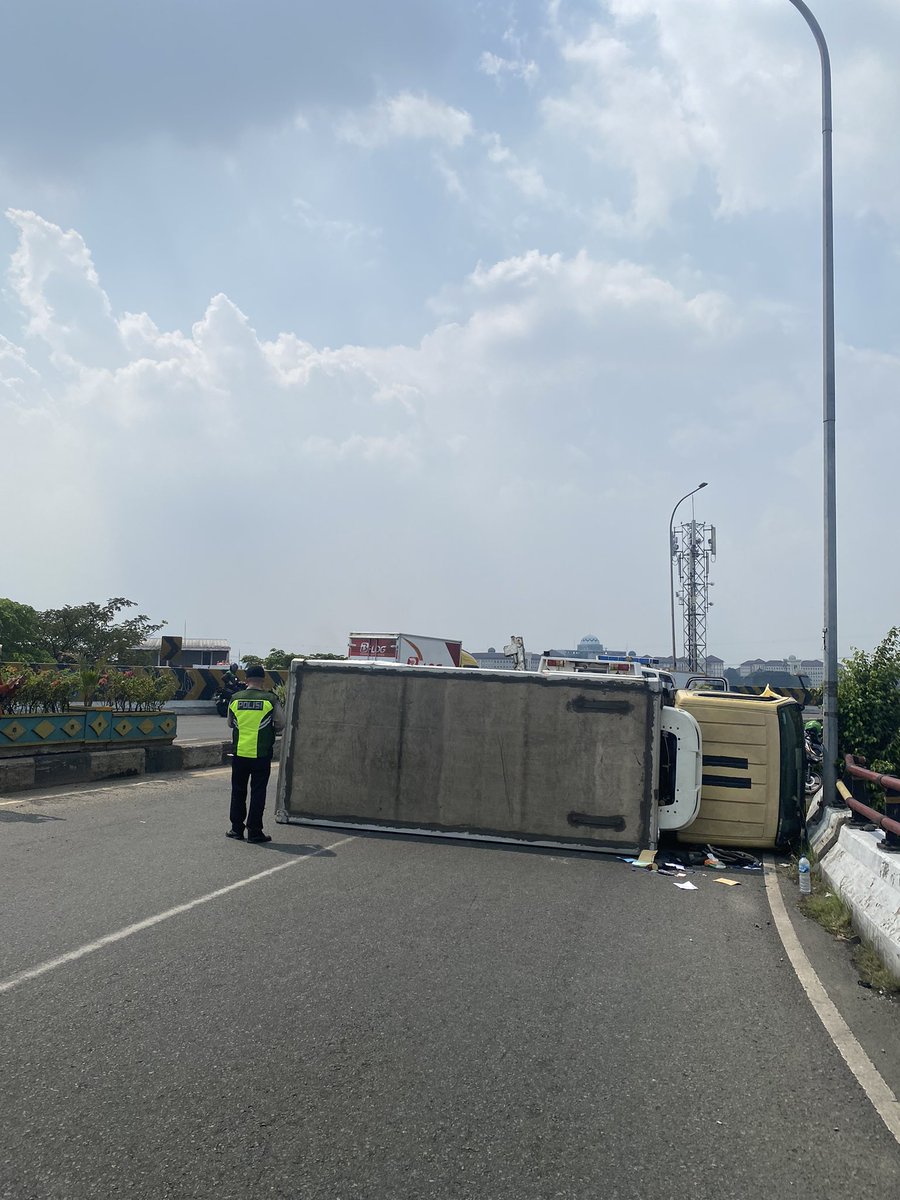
[2,0,898,665]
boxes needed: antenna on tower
[673,516,717,672]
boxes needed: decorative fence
[838,755,900,853]
[0,710,176,756]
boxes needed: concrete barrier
[88,749,145,781]
[34,751,92,788]
[145,745,188,773]
[814,812,900,979]
[0,757,36,792]
[181,743,228,770]
[0,735,290,796]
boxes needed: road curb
[0,738,281,795]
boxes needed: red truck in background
[348,633,469,668]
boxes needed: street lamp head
[698,481,708,489]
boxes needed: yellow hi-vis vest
[229,690,277,759]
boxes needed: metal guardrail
[840,754,900,852]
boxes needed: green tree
[838,626,900,779]
[37,598,165,665]
[263,648,297,670]
[0,598,50,661]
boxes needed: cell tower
[672,520,716,672]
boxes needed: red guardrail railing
[840,755,900,851]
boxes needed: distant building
[136,638,231,668]
[471,647,542,671]
[577,634,604,657]
[543,634,616,661]
[739,658,768,677]
[800,660,824,686]
[471,640,822,682]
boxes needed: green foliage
[36,597,165,664]
[0,665,73,714]
[78,658,104,708]
[262,648,299,669]
[853,942,900,996]
[103,668,179,713]
[800,889,853,939]
[0,598,51,662]
[103,667,180,710]
[241,649,344,670]
[838,626,900,787]
[0,666,28,714]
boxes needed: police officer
[226,664,285,842]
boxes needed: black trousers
[230,756,272,835]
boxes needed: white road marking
[0,836,354,996]
[764,862,900,1144]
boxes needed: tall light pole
[669,482,707,670]
[787,1,838,804]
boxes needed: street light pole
[787,0,838,805]
[669,482,708,671]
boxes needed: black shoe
[247,832,272,844]
[226,829,245,840]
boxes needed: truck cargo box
[276,660,666,853]
[347,633,463,667]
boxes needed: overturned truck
[275,660,702,855]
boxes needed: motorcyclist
[216,662,246,717]
[804,719,824,756]
[221,662,243,694]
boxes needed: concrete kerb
[813,814,900,981]
[0,738,282,795]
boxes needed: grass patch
[794,864,900,997]
[799,887,854,938]
[853,942,900,996]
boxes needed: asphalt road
[1,770,898,1199]
[173,713,231,742]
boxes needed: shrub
[838,627,900,806]
[0,665,73,714]
[104,668,179,712]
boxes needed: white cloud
[2,211,893,660]
[481,133,550,202]
[292,198,378,245]
[542,24,707,235]
[478,50,539,85]
[339,91,473,149]
[7,208,126,369]
[540,0,900,233]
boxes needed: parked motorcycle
[215,664,246,717]
[804,721,824,797]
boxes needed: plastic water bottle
[798,855,811,895]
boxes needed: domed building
[576,634,604,658]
